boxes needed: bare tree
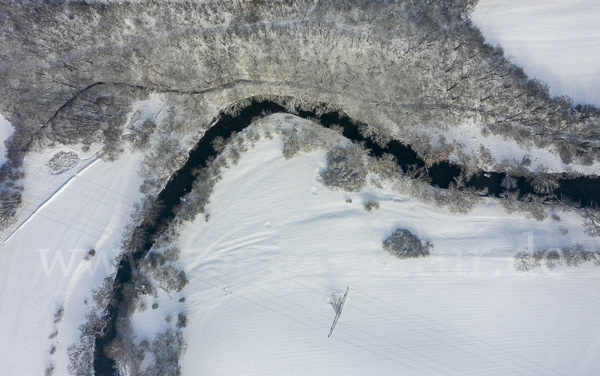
[513,251,538,272]
[582,207,600,237]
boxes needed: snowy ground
[131,115,600,376]
[0,92,190,375]
[472,0,600,107]
[0,148,145,375]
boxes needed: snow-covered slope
[472,0,600,106]
[160,115,600,376]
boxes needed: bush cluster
[321,144,368,192]
[514,244,600,271]
[383,229,433,259]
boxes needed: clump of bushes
[68,275,116,376]
[142,247,188,293]
[529,167,560,195]
[130,119,156,150]
[514,244,600,271]
[144,328,187,376]
[47,151,79,174]
[363,200,380,211]
[176,313,188,329]
[383,229,432,259]
[104,326,186,376]
[581,207,600,237]
[280,120,341,159]
[321,144,368,192]
[53,307,64,324]
[83,249,96,261]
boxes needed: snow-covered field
[472,0,600,106]
[3,111,598,375]
[0,149,145,375]
[155,115,600,375]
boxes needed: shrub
[0,188,22,230]
[53,307,64,324]
[500,174,518,190]
[83,249,96,261]
[143,247,188,292]
[582,207,600,237]
[321,145,367,192]
[143,328,187,376]
[131,119,156,150]
[529,171,559,195]
[383,229,432,259]
[176,313,188,328]
[152,265,188,292]
[562,244,587,267]
[363,200,379,211]
[47,151,79,175]
[514,245,600,271]
[211,136,226,152]
[67,334,94,376]
[545,250,562,269]
[513,251,538,271]
[280,121,340,159]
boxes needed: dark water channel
[94,97,600,375]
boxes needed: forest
[1,0,599,229]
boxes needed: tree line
[1,0,599,228]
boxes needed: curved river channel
[94,96,600,375]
